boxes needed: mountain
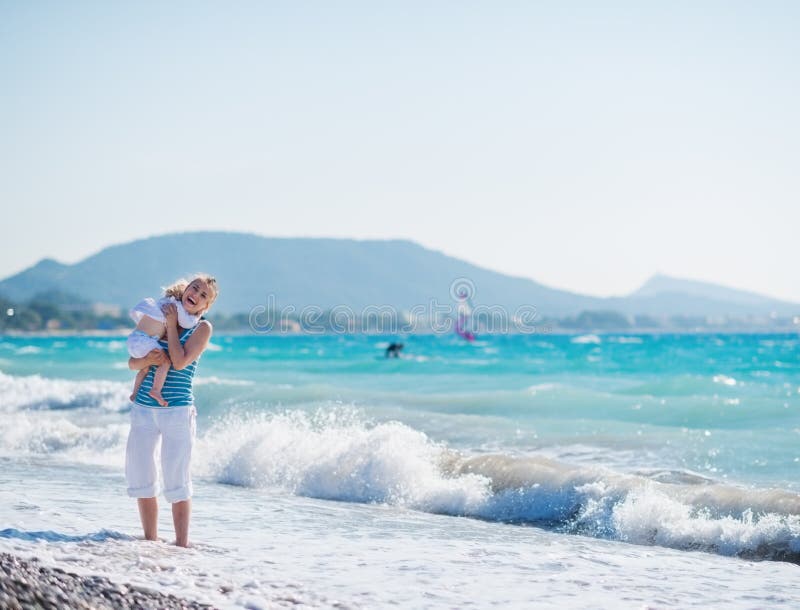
[0,232,600,316]
[633,274,786,306]
[607,274,799,317]
[0,232,796,319]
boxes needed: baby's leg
[131,368,149,402]
[149,362,171,407]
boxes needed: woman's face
[182,279,215,315]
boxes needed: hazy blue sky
[2,1,798,301]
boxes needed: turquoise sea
[1,332,799,608]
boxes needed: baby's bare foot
[149,390,168,407]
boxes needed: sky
[1,1,799,302]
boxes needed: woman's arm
[163,307,213,370]
[128,349,169,371]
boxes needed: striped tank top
[134,324,202,408]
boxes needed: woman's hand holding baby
[145,348,169,367]
[129,348,169,371]
[162,302,178,326]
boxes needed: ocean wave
[86,340,127,352]
[15,346,42,355]
[0,411,128,461]
[0,371,131,412]
[0,372,134,462]
[618,373,746,398]
[197,408,489,514]
[196,409,800,563]
[194,376,254,386]
[608,336,644,344]
[526,383,560,394]
[713,374,738,387]
[0,528,133,543]
[571,334,601,344]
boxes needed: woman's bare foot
[149,390,168,407]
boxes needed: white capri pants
[126,404,196,503]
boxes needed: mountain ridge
[0,231,796,318]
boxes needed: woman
[125,274,218,547]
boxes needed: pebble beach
[0,552,215,610]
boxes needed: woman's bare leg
[172,500,191,547]
[137,497,159,541]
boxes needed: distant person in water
[125,274,218,548]
[127,280,202,406]
[385,342,404,358]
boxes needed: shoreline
[0,551,216,610]
[1,328,798,338]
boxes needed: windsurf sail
[455,288,476,342]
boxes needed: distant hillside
[0,232,796,319]
[609,274,799,317]
[0,232,599,315]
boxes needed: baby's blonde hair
[163,279,189,300]
[163,274,219,312]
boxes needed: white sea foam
[15,345,42,355]
[526,383,559,395]
[713,374,738,386]
[571,334,601,344]
[194,376,254,386]
[0,371,130,412]
[609,336,644,344]
[87,340,127,351]
[0,410,128,464]
[609,487,800,558]
[197,409,490,515]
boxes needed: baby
[127,281,200,406]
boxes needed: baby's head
[164,274,219,316]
